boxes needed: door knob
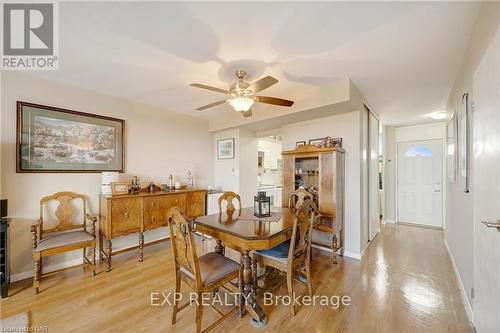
[481,220,500,232]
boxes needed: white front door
[472,27,500,333]
[397,139,443,227]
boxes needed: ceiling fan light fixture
[228,96,255,112]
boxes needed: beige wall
[445,1,500,311]
[282,110,362,257]
[1,72,213,280]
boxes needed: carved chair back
[289,189,313,210]
[288,199,315,265]
[39,191,88,236]
[167,207,202,289]
[218,191,242,215]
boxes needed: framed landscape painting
[17,101,124,173]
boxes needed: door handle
[481,220,500,232]
[434,190,441,192]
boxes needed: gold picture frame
[111,182,129,196]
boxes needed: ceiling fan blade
[256,96,294,107]
[248,76,278,93]
[241,109,253,118]
[190,83,228,94]
[195,100,226,111]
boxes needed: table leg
[238,255,246,318]
[215,239,225,255]
[242,251,266,327]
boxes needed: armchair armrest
[85,214,97,237]
[31,218,42,250]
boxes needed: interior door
[397,139,443,227]
[368,111,380,240]
[472,28,500,332]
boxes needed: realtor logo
[1,2,58,70]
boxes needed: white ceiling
[27,1,479,126]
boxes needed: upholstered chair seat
[36,230,94,252]
[179,252,240,286]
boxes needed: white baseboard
[343,251,362,260]
[11,258,88,283]
[312,244,363,261]
[383,219,396,224]
[10,237,169,283]
[443,239,473,324]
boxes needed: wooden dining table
[194,206,326,327]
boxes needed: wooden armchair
[218,191,242,217]
[254,199,315,315]
[168,207,240,333]
[31,192,97,294]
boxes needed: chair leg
[92,245,97,276]
[332,234,338,264]
[305,261,312,297]
[286,270,295,316]
[33,252,41,294]
[172,272,181,325]
[196,292,204,333]
[238,259,245,317]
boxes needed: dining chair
[31,192,97,294]
[168,207,240,333]
[218,191,242,216]
[253,199,315,315]
[288,188,313,211]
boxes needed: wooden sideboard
[99,188,206,271]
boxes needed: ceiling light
[228,97,255,112]
[430,112,447,120]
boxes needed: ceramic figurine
[129,176,141,194]
[186,170,194,187]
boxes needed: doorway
[397,139,443,228]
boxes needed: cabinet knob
[151,202,156,207]
[151,216,156,222]
[124,212,129,219]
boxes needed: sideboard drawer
[144,197,162,212]
[111,198,141,237]
[144,209,168,229]
[162,194,186,215]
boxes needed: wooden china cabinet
[282,144,345,262]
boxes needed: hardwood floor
[1,224,472,332]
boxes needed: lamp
[228,96,255,112]
[254,191,271,218]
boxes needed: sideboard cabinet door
[187,191,206,218]
[111,198,142,237]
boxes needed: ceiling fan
[190,70,294,118]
